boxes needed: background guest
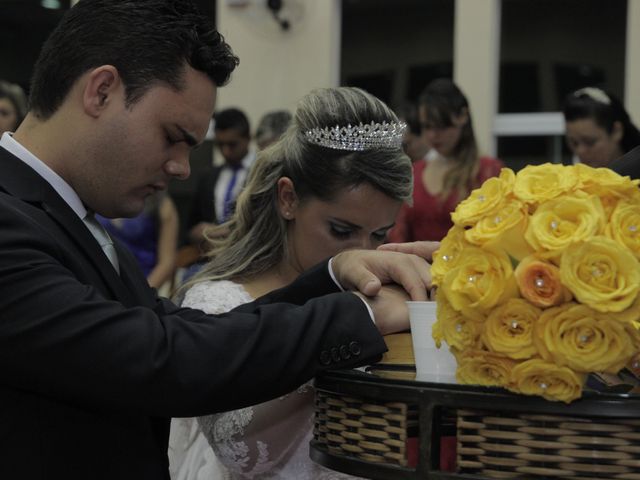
[254,109,292,150]
[169,86,413,480]
[563,87,640,168]
[98,193,179,290]
[187,107,255,248]
[397,102,430,162]
[389,78,503,242]
[0,80,27,134]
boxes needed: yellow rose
[514,255,572,308]
[575,163,640,196]
[560,236,640,312]
[606,201,640,259]
[456,349,516,387]
[481,298,541,360]
[464,198,534,261]
[508,358,584,403]
[435,294,483,351]
[576,164,640,218]
[525,193,606,259]
[608,294,640,324]
[451,168,515,227]
[624,320,640,352]
[513,163,579,205]
[431,225,469,286]
[441,246,519,321]
[534,303,636,373]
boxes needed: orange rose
[514,255,572,308]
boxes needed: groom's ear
[82,65,121,118]
[276,177,298,220]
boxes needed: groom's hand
[332,249,431,301]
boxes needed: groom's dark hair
[28,0,239,119]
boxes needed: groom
[0,0,433,478]
[611,145,640,179]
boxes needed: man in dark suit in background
[188,107,255,247]
[0,1,432,478]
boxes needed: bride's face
[283,182,402,274]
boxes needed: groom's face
[80,67,216,218]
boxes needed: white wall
[215,0,341,133]
[454,0,501,157]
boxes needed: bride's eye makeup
[371,229,388,242]
[329,222,354,239]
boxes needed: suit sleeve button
[330,347,341,363]
[319,350,332,365]
[339,345,351,360]
[349,341,361,356]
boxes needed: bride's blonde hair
[180,87,412,291]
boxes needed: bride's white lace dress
[169,280,360,479]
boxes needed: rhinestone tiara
[304,121,407,152]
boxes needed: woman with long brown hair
[389,78,503,242]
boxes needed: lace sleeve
[182,280,253,314]
[168,280,254,479]
[198,382,316,478]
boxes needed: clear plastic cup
[407,301,457,383]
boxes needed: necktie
[83,214,120,274]
[222,167,240,222]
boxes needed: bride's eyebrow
[329,217,395,232]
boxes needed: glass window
[0,1,72,93]
[497,136,573,172]
[341,0,454,107]
[500,0,627,113]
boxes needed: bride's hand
[377,240,440,262]
[353,284,411,335]
[332,249,431,301]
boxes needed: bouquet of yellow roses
[431,163,640,403]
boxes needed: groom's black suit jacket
[0,146,386,479]
[610,145,640,180]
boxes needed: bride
[169,86,413,479]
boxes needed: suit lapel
[0,147,138,305]
[43,201,139,304]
